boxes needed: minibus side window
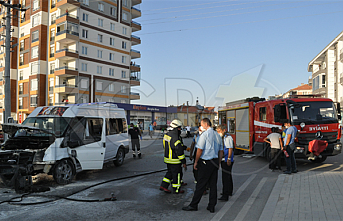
[87,118,103,142]
[108,118,119,135]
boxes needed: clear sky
[131,0,343,108]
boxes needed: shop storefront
[115,103,177,130]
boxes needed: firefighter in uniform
[159,119,187,194]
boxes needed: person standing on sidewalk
[283,121,298,174]
[159,119,187,194]
[189,126,204,183]
[182,118,223,213]
[264,127,283,171]
[128,123,142,158]
[149,123,154,138]
[185,125,191,138]
[217,125,234,201]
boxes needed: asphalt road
[0,136,342,221]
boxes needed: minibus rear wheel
[114,148,125,167]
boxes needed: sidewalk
[259,171,343,221]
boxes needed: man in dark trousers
[217,125,234,201]
[128,123,142,158]
[182,118,223,213]
[159,119,187,194]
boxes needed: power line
[143,2,339,25]
[140,0,305,22]
[144,0,278,16]
[139,10,343,35]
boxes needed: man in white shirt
[264,127,283,171]
[185,125,191,138]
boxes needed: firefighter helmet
[170,119,183,128]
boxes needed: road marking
[211,174,256,221]
[234,177,267,221]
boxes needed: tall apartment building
[308,31,343,108]
[0,0,142,123]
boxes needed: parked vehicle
[180,127,198,138]
[218,96,342,163]
[0,103,129,189]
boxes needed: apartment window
[82,0,89,6]
[19,84,23,95]
[122,27,127,35]
[49,78,54,89]
[322,75,326,88]
[122,41,126,49]
[19,71,23,80]
[122,56,126,64]
[31,46,38,59]
[81,63,88,72]
[82,46,88,55]
[82,29,88,38]
[96,81,103,90]
[82,13,88,22]
[97,50,103,58]
[98,18,103,27]
[50,29,55,42]
[19,98,23,109]
[97,66,102,74]
[109,53,114,61]
[20,54,24,66]
[20,11,26,23]
[81,96,87,103]
[31,62,39,75]
[98,34,103,43]
[122,12,128,21]
[121,70,126,78]
[50,45,54,58]
[110,38,115,46]
[33,0,39,11]
[109,83,114,92]
[31,79,38,91]
[81,79,88,89]
[51,14,56,24]
[98,3,104,11]
[123,0,128,7]
[30,95,38,107]
[110,7,116,16]
[32,14,40,27]
[20,40,24,51]
[32,30,39,42]
[110,23,115,31]
[121,85,126,93]
[51,0,56,8]
[109,68,114,76]
[50,63,55,74]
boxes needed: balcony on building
[130,63,140,72]
[131,21,141,32]
[340,48,343,62]
[56,11,79,25]
[132,0,141,6]
[131,35,141,46]
[130,71,140,86]
[129,92,140,100]
[55,66,78,77]
[56,0,80,11]
[54,83,79,94]
[56,22,79,44]
[131,6,141,19]
[340,72,343,86]
[55,48,79,60]
[130,49,141,59]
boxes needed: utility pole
[0,0,26,141]
[186,101,189,126]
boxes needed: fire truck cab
[218,96,342,163]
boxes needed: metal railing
[19,105,23,109]
[51,3,56,8]
[50,53,55,58]
[32,38,39,43]
[57,13,79,20]
[50,69,55,74]
[131,21,141,26]
[130,63,140,67]
[56,29,79,37]
[130,76,140,81]
[130,92,140,95]
[55,84,78,88]
[55,66,78,71]
[131,6,141,12]
[19,62,24,66]
[49,86,53,91]
[19,91,23,95]
[50,36,55,42]
[130,49,140,54]
[51,20,56,25]
[131,35,140,39]
[55,48,78,54]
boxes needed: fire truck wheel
[310,155,327,163]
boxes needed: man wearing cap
[159,119,187,194]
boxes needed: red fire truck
[218,96,342,163]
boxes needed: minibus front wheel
[53,159,75,184]
[114,148,125,167]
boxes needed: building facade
[175,105,216,127]
[0,0,142,123]
[308,31,343,107]
[281,83,312,98]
